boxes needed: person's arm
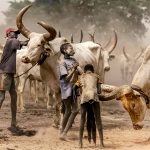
[65,63,79,81]
[77,66,84,75]
[59,62,77,81]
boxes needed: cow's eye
[125,93,132,98]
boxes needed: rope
[14,62,38,78]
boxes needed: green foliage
[1,0,150,41]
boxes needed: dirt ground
[0,93,150,150]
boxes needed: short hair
[84,64,94,73]
[60,43,71,54]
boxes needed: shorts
[0,73,14,91]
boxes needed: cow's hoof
[100,144,105,149]
[79,142,83,148]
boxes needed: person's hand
[73,62,79,69]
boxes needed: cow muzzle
[133,122,144,130]
[104,66,110,71]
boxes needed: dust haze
[0,2,149,86]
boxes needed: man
[0,28,28,132]
[58,42,83,140]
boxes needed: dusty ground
[0,93,150,150]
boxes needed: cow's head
[116,85,147,130]
[16,5,57,64]
[89,31,117,72]
[122,47,143,77]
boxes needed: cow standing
[120,47,143,83]
[16,5,117,127]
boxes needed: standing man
[58,42,82,140]
[0,28,28,131]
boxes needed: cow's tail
[86,103,96,144]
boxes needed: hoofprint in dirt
[0,94,150,150]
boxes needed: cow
[16,5,117,126]
[115,45,150,130]
[16,46,54,111]
[120,47,143,83]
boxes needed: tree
[1,0,150,44]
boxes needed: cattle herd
[1,4,150,148]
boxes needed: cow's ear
[109,55,115,60]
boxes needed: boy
[76,64,116,148]
[58,42,82,140]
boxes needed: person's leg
[87,102,96,144]
[62,98,79,135]
[9,77,17,127]
[79,103,86,148]
[92,102,104,148]
[59,101,65,132]
[60,98,72,135]
[0,90,5,108]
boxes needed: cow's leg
[53,90,61,128]
[92,102,104,148]
[29,79,32,99]
[46,86,54,109]
[79,103,86,148]
[17,77,27,111]
[35,80,39,103]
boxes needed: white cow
[120,47,143,83]
[16,5,117,125]
[16,48,53,111]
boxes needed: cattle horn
[105,31,117,54]
[58,31,61,37]
[16,5,32,38]
[71,34,73,43]
[88,32,95,42]
[123,47,130,60]
[37,21,57,41]
[135,47,144,60]
[80,30,83,43]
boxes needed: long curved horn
[71,34,73,43]
[16,5,32,38]
[80,30,83,43]
[123,47,130,60]
[88,32,95,42]
[135,48,144,60]
[105,31,117,54]
[37,21,57,41]
[58,31,61,37]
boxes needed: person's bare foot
[59,133,69,141]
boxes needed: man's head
[84,64,94,73]
[60,43,75,56]
[6,28,20,39]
